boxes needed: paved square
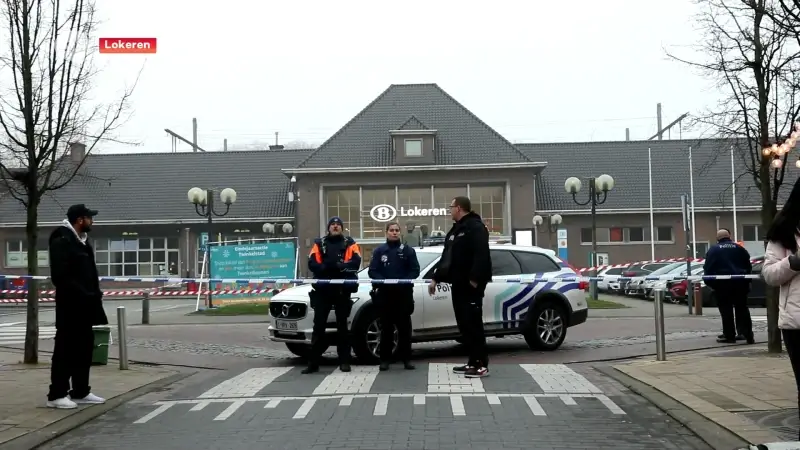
[38,363,713,449]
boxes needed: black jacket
[703,238,752,291]
[432,212,493,291]
[368,240,420,295]
[308,234,362,293]
[49,225,107,329]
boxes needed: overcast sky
[92,0,713,154]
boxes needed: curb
[0,371,194,450]
[595,365,750,450]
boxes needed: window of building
[396,186,434,239]
[360,188,396,240]
[579,226,674,244]
[404,139,422,157]
[95,237,180,277]
[5,239,48,268]
[742,225,759,241]
[326,189,361,238]
[432,185,467,234]
[490,250,521,276]
[469,184,505,236]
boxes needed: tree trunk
[760,160,782,352]
[23,198,39,364]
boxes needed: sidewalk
[603,344,797,447]
[0,350,188,449]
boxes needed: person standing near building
[703,228,754,344]
[303,216,362,374]
[762,176,800,440]
[369,222,420,371]
[427,196,492,378]
[46,204,107,409]
[402,223,421,247]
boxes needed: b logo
[370,204,397,222]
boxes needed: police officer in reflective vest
[303,216,362,374]
[369,222,420,370]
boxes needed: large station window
[396,186,433,236]
[469,185,505,235]
[326,189,360,237]
[433,185,467,233]
[95,237,180,276]
[361,188,396,240]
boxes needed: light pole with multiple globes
[188,187,237,309]
[564,174,615,301]
[532,213,563,250]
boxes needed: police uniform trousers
[451,283,489,368]
[714,286,752,340]
[373,286,413,362]
[308,287,352,364]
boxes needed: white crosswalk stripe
[133,363,626,424]
[752,316,767,322]
[0,324,56,345]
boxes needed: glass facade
[94,237,180,276]
[323,183,507,241]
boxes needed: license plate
[275,320,298,330]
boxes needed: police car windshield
[357,252,441,279]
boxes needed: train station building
[0,83,775,278]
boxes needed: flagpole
[648,147,655,260]
[730,144,738,241]
[689,146,698,258]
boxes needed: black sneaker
[301,365,319,374]
[339,363,351,372]
[465,367,489,378]
[403,361,415,370]
[379,362,390,371]
[716,337,736,343]
[452,365,471,373]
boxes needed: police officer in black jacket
[428,196,493,378]
[46,204,108,409]
[368,222,421,371]
[703,228,754,344]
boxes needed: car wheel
[285,342,321,359]
[523,299,567,351]
[352,307,397,363]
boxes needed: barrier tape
[575,256,762,273]
[0,289,281,296]
[0,274,762,286]
[0,298,54,303]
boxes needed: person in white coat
[762,176,800,441]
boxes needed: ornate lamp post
[188,186,237,308]
[564,174,615,301]
[532,213,562,249]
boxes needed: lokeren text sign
[370,204,448,222]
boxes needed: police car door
[421,258,455,332]
[482,249,525,332]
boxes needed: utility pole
[657,103,663,140]
[625,128,630,141]
[647,107,690,141]
[224,138,228,151]
[192,118,198,152]
[275,132,279,146]
[164,118,209,152]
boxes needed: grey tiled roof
[296,83,532,168]
[519,139,791,211]
[0,148,313,224]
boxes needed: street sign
[199,232,209,251]
[209,241,297,305]
[557,227,568,262]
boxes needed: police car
[266,244,589,362]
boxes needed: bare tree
[669,0,800,352]
[0,0,138,363]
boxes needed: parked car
[699,255,766,307]
[597,266,630,293]
[644,263,704,300]
[267,245,589,362]
[668,268,703,303]
[622,262,676,296]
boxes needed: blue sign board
[198,232,209,251]
[208,241,297,304]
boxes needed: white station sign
[369,204,449,222]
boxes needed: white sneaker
[46,397,78,409]
[70,393,105,404]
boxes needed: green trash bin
[91,326,111,366]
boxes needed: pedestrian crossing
[0,322,55,345]
[133,363,626,424]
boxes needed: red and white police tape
[575,257,707,273]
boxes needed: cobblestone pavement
[40,362,712,450]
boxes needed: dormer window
[404,139,422,157]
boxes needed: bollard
[117,306,128,370]
[142,292,150,325]
[693,282,703,316]
[654,289,667,361]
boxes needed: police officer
[303,216,362,374]
[369,222,420,371]
[703,228,754,344]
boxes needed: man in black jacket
[46,204,108,409]
[428,196,492,378]
[303,216,362,374]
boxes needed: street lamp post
[188,186,238,309]
[564,174,615,301]
[532,214,563,250]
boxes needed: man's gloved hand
[790,254,800,271]
[336,261,347,271]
